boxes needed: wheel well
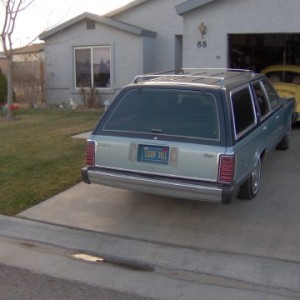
[260,150,266,161]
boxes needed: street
[0,263,151,300]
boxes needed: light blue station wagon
[82,69,295,204]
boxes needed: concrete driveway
[19,127,300,262]
[15,126,300,298]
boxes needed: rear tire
[238,157,261,200]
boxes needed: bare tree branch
[0,0,35,118]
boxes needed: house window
[75,46,111,88]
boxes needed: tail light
[86,141,95,167]
[218,155,235,184]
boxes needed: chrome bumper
[82,167,236,204]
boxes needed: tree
[0,0,34,118]
[0,68,7,104]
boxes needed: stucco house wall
[40,0,300,106]
[108,0,183,71]
[178,0,300,68]
[40,13,156,106]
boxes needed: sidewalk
[72,131,91,139]
[0,215,299,300]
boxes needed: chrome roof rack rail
[133,74,225,84]
[133,68,256,87]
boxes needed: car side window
[231,86,257,138]
[262,79,280,110]
[252,82,270,118]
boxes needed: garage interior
[228,33,300,72]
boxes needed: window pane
[75,48,91,87]
[93,47,110,88]
[231,87,256,136]
[262,79,279,110]
[103,89,220,140]
[253,83,270,118]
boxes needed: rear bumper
[81,167,237,204]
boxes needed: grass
[0,109,102,216]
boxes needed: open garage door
[228,34,300,72]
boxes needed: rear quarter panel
[230,127,266,185]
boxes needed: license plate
[138,144,169,165]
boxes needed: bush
[79,85,101,109]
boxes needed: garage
[228,33,300,72]
[179,0,300,72]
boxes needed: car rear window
[102,88,220,140]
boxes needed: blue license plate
[138,145,169,165]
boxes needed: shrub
[79,85,101,109]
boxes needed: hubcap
[251,158,261,195]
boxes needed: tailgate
[92,135,225,182]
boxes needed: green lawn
[0,109,102,216]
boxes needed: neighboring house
[13,43,44,62]
[0,53,8,76]
[12,43,45,106]
[39,0,300,107]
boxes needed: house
[177,0,300,70]
[39,0,300,107]
[13,43,44,62]
[12,43,45,105]
[39,0,183,106]
[0,53,8,76]
[1,43,45,106]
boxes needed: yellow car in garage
[261,64,300,122]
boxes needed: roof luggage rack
[133,68,256,87]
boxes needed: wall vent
[86,20,95,30]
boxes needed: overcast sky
[1,0,134,50]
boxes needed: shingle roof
[39,12,156,40]
[176,0,216,15]
[13,43,44,55]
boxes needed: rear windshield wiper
[151,128,163,133]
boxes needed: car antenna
[282,50,286,82]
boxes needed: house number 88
[197,41,207,48]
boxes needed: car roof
[132,68,263,89]
[261,64,300,74]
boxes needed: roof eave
[104,0,149,17]
[176,0,216,15]
[39,12,156,40]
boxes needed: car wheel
[238,157,261,200]
[276,123,291,150]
